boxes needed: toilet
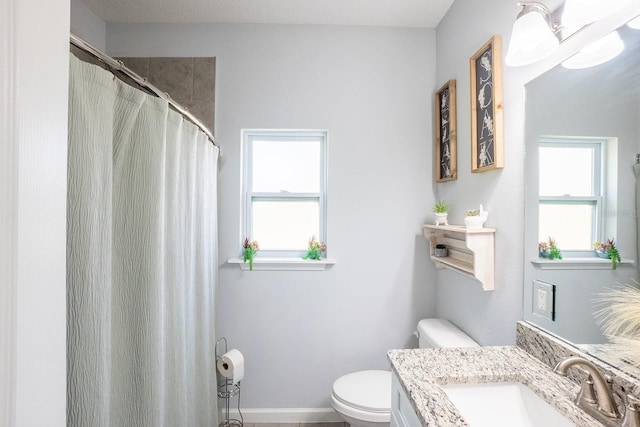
[330,318,479,427]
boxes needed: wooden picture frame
[434,79,457,182]
[470,35,504,173]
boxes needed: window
[242,130,327,258]
[538,137,615,252]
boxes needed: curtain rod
[69,33,217,147]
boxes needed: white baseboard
[227,408,343,423]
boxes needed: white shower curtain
[67,54,219,427]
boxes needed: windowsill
[227,257,337,271]
[531,257,634,270]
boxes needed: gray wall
[433,0,526,346]
[433,0,640,349]
[106,23,438,411]
[66,0,640,416]
[70,0,105,50]
[68,0,554,414]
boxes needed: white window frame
[538,136,616,256]
[242,129,328,259]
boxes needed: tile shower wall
[118,57,216,133]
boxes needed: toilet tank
[416,318,479,349]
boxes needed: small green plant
[433,200,449,213]
[539,237,562,260]
[594,238,621,270]
[303,235,327,260]
[609,246,621,270]
[465,209,480,216]
[242,237,259,270]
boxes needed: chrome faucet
[554,356,640,427]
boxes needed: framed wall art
[434,79,457,182]
[470,35,504,173]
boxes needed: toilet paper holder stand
[216,337,243,427]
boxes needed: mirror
[524,19,640,376]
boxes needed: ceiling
[81,0,456,28]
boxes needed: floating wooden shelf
[423,224,496,291]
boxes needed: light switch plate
[532,280,555,321]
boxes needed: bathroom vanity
[388,322,640,427]
[391,372,422,427]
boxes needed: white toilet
[330,318,479,427]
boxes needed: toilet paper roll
[217,349,244,385]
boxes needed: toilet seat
[331,370,391,422]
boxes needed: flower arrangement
[303,235,326,260]
[593,238,621,270]
[242,237,259,270]
[539,237,562,260]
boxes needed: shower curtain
[67,55,219,427]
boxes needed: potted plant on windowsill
[539,237,562,260]
[593,239,621,270]
[303,235,326,260]
[242,237,259,270]
[433,200,449,226]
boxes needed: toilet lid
[332,370,391,412]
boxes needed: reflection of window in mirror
[538,136,617,253]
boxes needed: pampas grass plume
[594,282,640,367]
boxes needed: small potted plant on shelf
[242,237,259,270]
[464,205,488,229]
[303,235,327,260]
[593,238,621,270]
[539,237,562,260]
[433,200,449,226]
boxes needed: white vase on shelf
[464,215,486,229]
[434,212,448,226]
[465,204,488,229]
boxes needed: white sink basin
[441,382,575,427]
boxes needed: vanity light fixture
[627,14,640,30]
[562,30,624,69]
[561,0,619,31]
[505,2,560,67]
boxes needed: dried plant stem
[594,283,640,367]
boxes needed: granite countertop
[388,346,601,427]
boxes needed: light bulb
[562,31,624,69]
[562,0,620,30]
[506,9,559,67]
[627,14,640,30]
